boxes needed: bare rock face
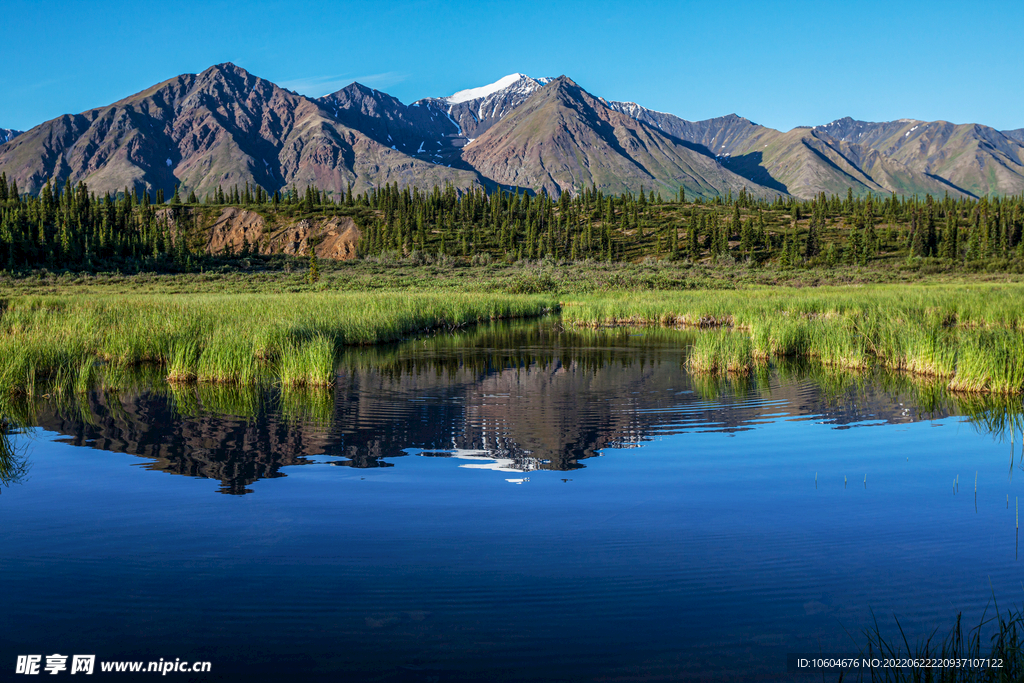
[203,207,360,260]
[205,208,268,256]
[269,216,360,260]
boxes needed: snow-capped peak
[446,74,541,104]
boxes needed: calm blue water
[2,323,1023,681]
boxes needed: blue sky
[2,0,1022,133]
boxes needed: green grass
[1,276,1022,395]
[276,334,335,388]
[560,284,1024,392]
[688,331,752,374]
[0,291,556,395]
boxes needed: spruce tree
[803,218,819,259]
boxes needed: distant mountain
[419,73,553,139]
[0,63,479,197]
[813,117,1024,197]
[2,64,1022,200]
[318,82,467,168]
[317,73,554,172]
[608,103,976,198]
[462,76,778,198]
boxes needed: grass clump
[0,291,555,395]
[688,332,752,374]
[949,330,1024,395]
[277,335,336,388]
[561,284,1024,393]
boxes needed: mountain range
[2,63,1022,200]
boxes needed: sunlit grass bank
[560,284,1024,394]
[1,283,1022,397]
[0,292,556,395]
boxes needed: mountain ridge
[461,76,779,198]
[0,63,479,198]
[2,63,1022,200]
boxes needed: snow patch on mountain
[447,74,530,103]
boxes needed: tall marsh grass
[562,284,1024,394]
[0,292,555,395]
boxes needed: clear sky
[2,0,1022,133]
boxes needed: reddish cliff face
[206,208,361,260]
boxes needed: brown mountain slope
[816,117,1024,197]
[418,74,553,139]
[318,82,470,168]
[608,103,967,199]
[461,77,779,198]
[725,127,965,199]
[0,64,480,198]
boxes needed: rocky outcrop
[203,207,361,260]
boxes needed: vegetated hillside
[727,127,962,200]
[608,103,968,199]
[0,129,20,144]
[461,76,778,199]
[1004,129,1024,144]
[1,168,1022,277]
[815,117,1024,197]
[0,63,479,199]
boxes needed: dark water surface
[3,322,1024,682]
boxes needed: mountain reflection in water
[22,321,1019,495]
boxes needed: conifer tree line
[1,173,1023,272]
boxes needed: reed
[0,291,555,394]
[948,329,1024,395]
[687,331,752,374]
[276,335,336,388]
[852,605,1024,683]
[561,284,1024,394]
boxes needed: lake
[3,321,1022,681]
